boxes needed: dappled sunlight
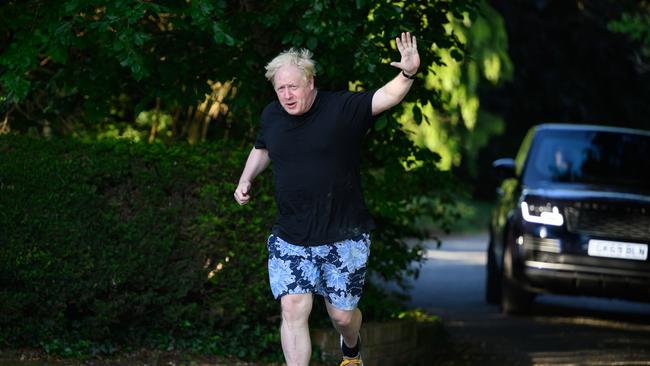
[530,351,650,366]
[423,248,486,265]
[184,79,235,144]
[0,115,10,135]
[419,232,489,266]
[483,52,503,83]
[395,0,511,171]
[92,79,235,144]
[398,101,459,170]
[205,256,230,280]
[532,315,650,332]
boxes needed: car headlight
[521,201,564,226]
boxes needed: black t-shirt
[254,89,377,246]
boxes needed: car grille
[564,203,650,242]
[524,235,561,253]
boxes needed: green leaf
[212,23,225,44]
[49,46,68,64]
[1,74,31,101]
[450,48,464,61]
[374,115,388,131]
[133,32,149,46]
[292,32,304,45]
[412,104,422,124]
[224,34,236,46]
[307,36,318,50]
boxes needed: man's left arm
[372,32,420,116]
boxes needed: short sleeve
[254,103,274,149]
[254,126,266,149]
[338,89,379,136]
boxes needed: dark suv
[486,123,650,314]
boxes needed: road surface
[395,232,650,365]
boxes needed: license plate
[588,239,648,261]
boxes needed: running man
[234,32,420,366]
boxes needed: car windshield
[523,128,650,192]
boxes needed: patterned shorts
[267,233,371,311]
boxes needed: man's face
[273,64,315,116]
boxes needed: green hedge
[0,135,283,358]
[0,134,455,359]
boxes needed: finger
[411,34,417,50]
[403,32,410,47]
[395,36,404,52]
[235,193,249,206]
[237,182,250,196]
[234,189,246,201]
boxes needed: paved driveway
[394,232,650,365]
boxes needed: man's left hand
[390,32,420,76]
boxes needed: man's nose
[282,89,292,99]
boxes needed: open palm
[390,32,420,75]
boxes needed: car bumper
[512,224,650,301]
[524,260,650,301]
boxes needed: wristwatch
[401,70,416,80]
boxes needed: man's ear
[308,77,315,90]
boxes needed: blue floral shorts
[267,233,371,311]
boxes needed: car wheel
[485,239,501,304]
[500,244,535,314]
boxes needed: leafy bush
[0,134,462,359]
[0,135,279,358]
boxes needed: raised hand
[390,32,420,76]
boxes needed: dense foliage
[0,135,461,358]
[609,2,650,72]
[0,135,280,357]
[0,0,478,141]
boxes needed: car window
[515,128,536,177]
[523,129,650,192]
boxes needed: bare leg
[325,300,362,349]
[280,294,313,366]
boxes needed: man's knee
[281,294,313,323]
[328,308,355,328]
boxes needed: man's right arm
[234,147,271,205]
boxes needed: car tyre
[501,275,534,314]
[500,244,534,314]
[485,239,501,304]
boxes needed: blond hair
[264,48,316,85]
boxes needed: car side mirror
[492,158,516,181]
